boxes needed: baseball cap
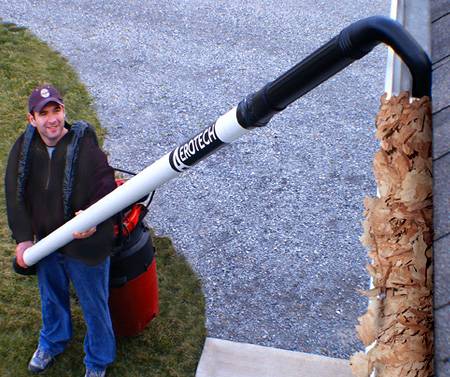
[28,84,64,114]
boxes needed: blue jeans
[36,252,116,371]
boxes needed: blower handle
[12,256,37,275]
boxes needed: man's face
[28,102,67,146]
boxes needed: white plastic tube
[23,107,247,266]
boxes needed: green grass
[0,21,206,377]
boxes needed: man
[5,84,116,377]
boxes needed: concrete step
[196,337,353,377]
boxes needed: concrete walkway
[196,338,352,377]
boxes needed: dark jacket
[5,123,116,265]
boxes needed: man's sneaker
[28,347,55,374]
[84,369,106,377]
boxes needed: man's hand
[72,210,97,239]
[16,240,33,268]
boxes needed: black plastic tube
[237,16,432,129]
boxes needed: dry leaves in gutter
[350,93,433,377]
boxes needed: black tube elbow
[339,16,431,98]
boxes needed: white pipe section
[23,107,243,266]
[23,152,179,266]
[215,107,249,143]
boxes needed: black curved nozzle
[237,16,431,129]
[339,16,431,98]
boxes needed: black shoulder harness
[63,121,98,220]
[17,121,98,221]
[16,124,35,204]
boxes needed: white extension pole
[23,108,248,266]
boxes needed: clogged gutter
[350,92,433,377]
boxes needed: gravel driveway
[1,0,388,358]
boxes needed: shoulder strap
[16,121,99,221]
[16,124,36,202]
[63,121,97,220]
